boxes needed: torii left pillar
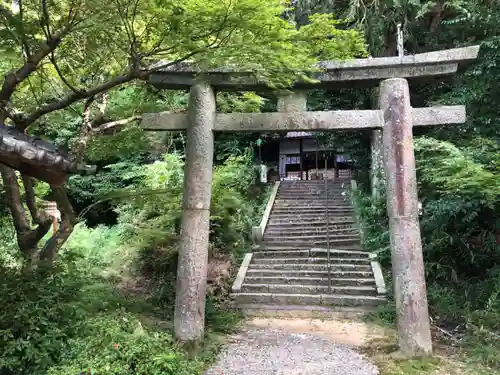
[174,81,215,344]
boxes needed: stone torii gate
[141,45,479,356]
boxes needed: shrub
[0,216,21,267]
[47,313,204,375]
[356,136,500,367]
[0,263,87,375]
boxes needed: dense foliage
[0,153,266,375]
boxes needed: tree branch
[0,26,73,103]
[72,96,97,162]
[0,164,52,261]
[20,50,204,129]
[21,72,137,129]
[39,185,75,263]
[0,3,30,57]
[94,115,142,133]
[49,52,82,94]
[21,174,40,224]
[0,164,31,233]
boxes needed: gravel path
[204,326,379,375]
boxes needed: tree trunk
[0,165,51,262]
[0,164,75,266]
[39,185,75,263]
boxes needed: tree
[0,0,366,263]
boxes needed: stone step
[264,228,358,237]
[266,223,357,230]
[261,241,361,250]
[277,194,347,199]
[277,191,347,195]
[245,269,373,278]
[279,183,347,187]
[271,212,355,220]
[252,257,370,265]
[267,218,356,226]
[249,263,371,272]
[262,234,360,243]
[231,292,386,307]
[240,283,378,296]
[267,220,356,226]
[244,276,376,287]
[272,205,353,211]
[279,187,347,190]
[279,191,346,194]
[269,214,355,221]
[254,243,364,251]
[273,204,351,209]
[274,200,350,205]
[235,304,374,319]
[251,249,369,259]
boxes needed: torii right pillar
[380,78,433,357]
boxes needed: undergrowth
[353,136,500,372]
[0,152,266,375]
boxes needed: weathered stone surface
[149,46,479,91]
[412,106,466,126]
[252,181,280,243]
[141,112,186,131]
[371,129,384,197]
[174,81,215,343]
[277,91,307,112]
[232,253,253,293]
[370,88,385,198]
[142,106,466,132]
[379,78,433,357]
[216,110,382,131]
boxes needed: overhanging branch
[19,49,206,130]
[0,26,73,103]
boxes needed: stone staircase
[232,179,386,317]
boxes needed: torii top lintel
[149,46,480,91]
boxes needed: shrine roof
[0,126,95,185]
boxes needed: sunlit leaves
[415,137,499,207]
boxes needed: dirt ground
[245,317,388,347]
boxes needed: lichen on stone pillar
[277,90,307,112]
[370,88,385,198]
[371,129,384,197]
[174,81,215,344]
[379,77,433,358]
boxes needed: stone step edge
[264,231,359,236]
[249,264,373,271]
[235,304,375,319]
[251,248,371,256]
[272,207,353,210]
[252,257,370,264]
[245,270,373,276]
[267,220,356,225]
[231,292,386,303]
[241,283,378,293]
[244,276,376,284]
[256,245,364,251]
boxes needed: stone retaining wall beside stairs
[231,179,387,318]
